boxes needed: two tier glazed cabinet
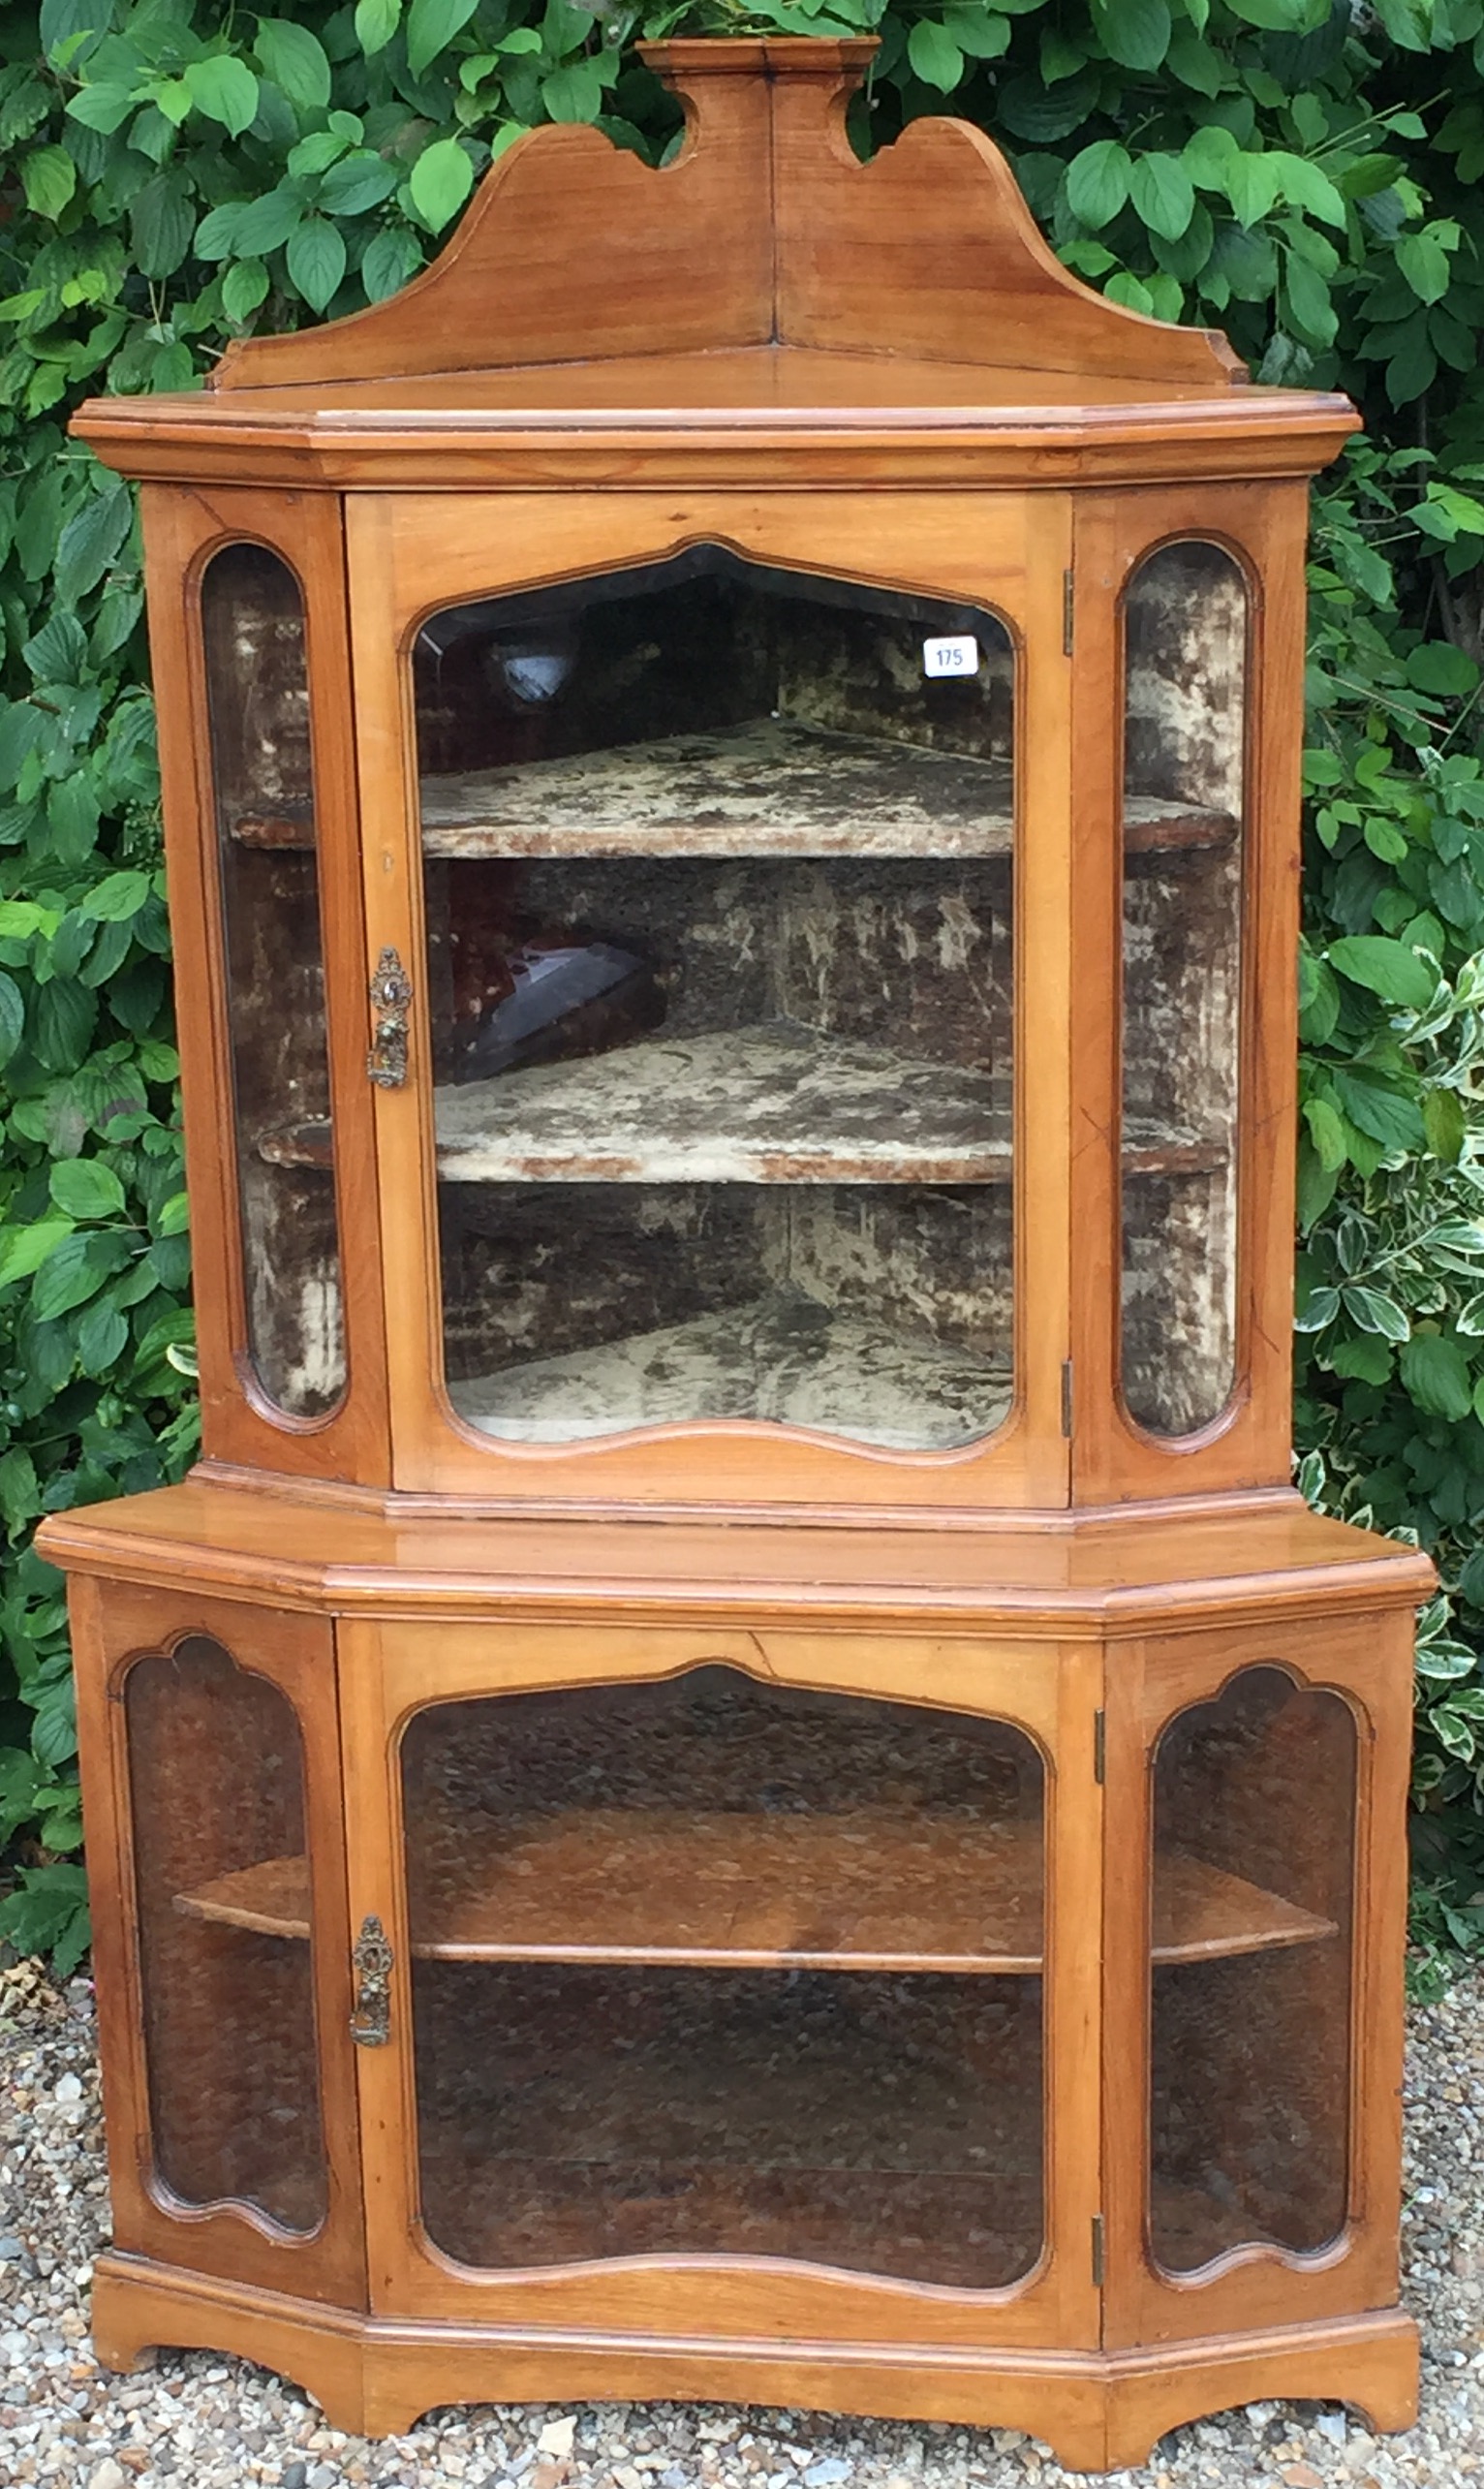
[39,36,1437,2473]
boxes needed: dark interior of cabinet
[411,549,1019,1450]
[401,1669,1045,2285]
[1150,1665,1355,2270]
[1121,542,1247,1439]
[200,543,345,1420]
[125,1634,326,2234]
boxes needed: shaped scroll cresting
[209,36,1243,398]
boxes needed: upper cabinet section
[70,40,1357,498]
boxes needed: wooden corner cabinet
[39,37,1434,2473]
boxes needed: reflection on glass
[1150,1665,1354,2272]
[401,1668,1045,2285]
[201,543,345,1419]
[414,547,1018,1451]
[125,1635,326,2232]
[1121,541,1248,1438]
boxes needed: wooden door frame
[1067,479,1311,1507]
[139,482,389,1485]
[338,1614,1101,2351]
[344,487,1074,1511]
[71,1576,366,2306]
[1099,1605,1412,2349]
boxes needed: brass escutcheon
[350,1913,394,2046]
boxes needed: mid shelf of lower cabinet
[176,1813,1337,1973]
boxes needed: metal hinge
[1061,1358,1074,1439]
[367,947,413,1090]
[351,1913,393,2047]
[1094,1709,1106,1786]
[1063,567,1074,657]
[1092,2214,1105,2288]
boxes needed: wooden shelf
[412,719,1235,859]
[449,1291,1012,1447]
[258,1021,1227,1188]
[436,1023,1010,1185]
[176,1823,1336,1973]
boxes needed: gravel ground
[3,1961,1484,2488]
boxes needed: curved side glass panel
[413,547,1016,1451]
[125,1635,327,2233]
[201,543,345,1419]
[1150,1665,1355,2272]
[1120,542,1248,1438]
[400,1668,1045,2286]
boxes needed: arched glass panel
[1150,1665,1355,2272]
[400,1668,1044,2285]
[201,543,346,1419]
[1120,541,1247,1438]
[125,1635,327,2233]
[413,547,1016,1452]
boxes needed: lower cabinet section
[67,1563,1419,2470]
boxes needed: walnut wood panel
[68,1576,365,2306]
[338,1617,1100,2348]
[37,1479,1437,1634]
[139,485,389,1485]
[1067,481,1310,1505]
[347,486,1073,1507]
[87,2254,1419,2468]
[1099,1609,1414,2350]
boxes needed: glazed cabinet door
[139,484,387,1484]
[1067,482,1311,1504]
[346,489,1074,1509]
[1100,1608,1412,2349]
[339,1617,1101,2354]
[72,1578,365,2305]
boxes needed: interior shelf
[231,720,1234,860]
[176,1824,1337,1972]
[258,1021,1228,1187]
[448,1291,1012,1447]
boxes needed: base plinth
[89,2254,1420,2474]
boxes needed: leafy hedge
[2,0,1484,1976]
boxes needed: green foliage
[2,0,1484,1968]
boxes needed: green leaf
[48,1160,126,1222]
[0,1220,75,1291]
[1223,151,1283,229]
[53,484,132,605]
[541,60,605,120]
[232,187,305,258]
[1331,1069,1425,1153]
[355,0,403,55]
[1342,1285,1411,1343]
[0,973,23,1072]
[1284,249,1337,348]
[1130,153,1194,240]
[1401,1332,1474,1421]
[221,260,270,324]
[286,218,347,313]
[1067,140,1132,229]
[77,1296,128,1375]
[1303,1096,1347,1170]
[1397,231,1452,304]
[907,21,965,89]
[254,19,332,114]
[77,869,150,924]
[1327,935,1436,1009]
[31,1230,107,1321]
[22,145,77,222]
[130,171,196,281]
[1424,1088,1468,1165]
[409,138,476,232]
[1091,0,1170,68]
[319,152,401,218]
[361,227,423,302]
[407,0,481,78]
[1407,641,1481,697]
[184,55,260,139]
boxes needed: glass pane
[415,547,1015,1451]
[1150,1666,1355,2272]
[401,1668,1044,2285]
[1121,542,1247,1438]
[124,1634,327,2233]
[201,543,345,1419]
